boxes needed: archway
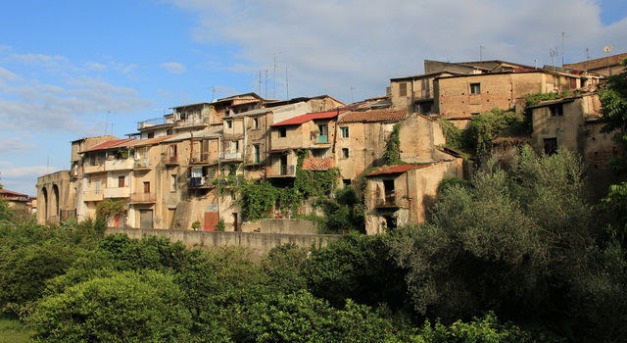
[51,184,60,223]
[41,187,49,224]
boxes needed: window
[543,138,558,155]
[226,120,232,129]
[340,126,349,138]
[118,176,125,188]
[143,181,151,194]
[549,104,564,116]
[317,124,328,143]
[278,127,287,138]
[342,148,350,159]
[147,132,154,139]
[253,118,259,129]
[399,82,408,97]
[253,144,261,164]
[170,174,177,192]
[470,83,481,94]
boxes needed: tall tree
[599,58,627,170]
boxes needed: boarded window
[399,82,408,97]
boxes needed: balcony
[133,160,150,171]
[104,158,134,171]
[104,187,131,199]
[219,151,243,162]
[268,164,296,178]
[188,177,214,189]
[83,163,105,174]
[129,192,156,204]
[302,157,334,171]
[163,156,179,166]
[375,191,398,208]
[176,117,208,129]
[82,190,104,202]
[137,117,174,130]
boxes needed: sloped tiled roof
[366,163,434,177]
[79,138,136,153]
[271,109,347,127]
[338,109,408,123]
[127,135,175,148]
[0,188,30,199]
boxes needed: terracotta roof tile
[80,138,136,153]
[338,109,408,123]
[271,109,347,127]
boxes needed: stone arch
[51,184,60,223]
[40,186,49,224]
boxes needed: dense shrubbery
[2,146,627,342]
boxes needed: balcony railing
[176,117,207,128]
[104,158,134,171]
[104,187,131,199]
[376,191,398,208]
[129,192,156,204]
[82,190,104,202]
[133,160,150,170]
[220,152,243,161]
[137,117,173,130]
[302,157,334,171]
[188,177,214,188]
[83,163,105,174]
[163,156,179,166]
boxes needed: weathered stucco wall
[105,228,340,257]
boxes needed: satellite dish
[603,45,613,53]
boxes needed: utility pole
[561,32,565,67]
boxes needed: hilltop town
[36,53,626,235]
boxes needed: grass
[0,316,31,343]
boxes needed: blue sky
[1,0,626,196]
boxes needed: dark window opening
[543,138,558,155]
[279,127,287,138]
[549,104,564,116]
[470,83,481,94]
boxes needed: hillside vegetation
[1,145,626,342]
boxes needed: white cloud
[0,66,18,81]
[166,0,627,101]
[0,49,152,135]
[0,137,36,153]
[1,165,51,179]
[161,62,187,74]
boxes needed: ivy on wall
[383,123,402,165]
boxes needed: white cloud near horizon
[0,48,151,134]
[166,0,627,101]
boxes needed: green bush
[30,270,192,343]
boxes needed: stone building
[364,159,463,234]
[335,109,408,184]
[529,92,619,174]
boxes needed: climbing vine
[96,199,127,221]
[236,150,340,221]
[383,123,402,165]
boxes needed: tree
[302,233,408,310]
[387,147,619,340]
[30,270,192,343]
[598,58,627,171]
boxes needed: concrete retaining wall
[241,219,319,234]
[105,228,340,256]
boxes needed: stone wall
[241,218,319,234]
[105,228,340,257]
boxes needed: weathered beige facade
[364,160,463,234]
[336,109,408,183]
[530,92,619,171]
